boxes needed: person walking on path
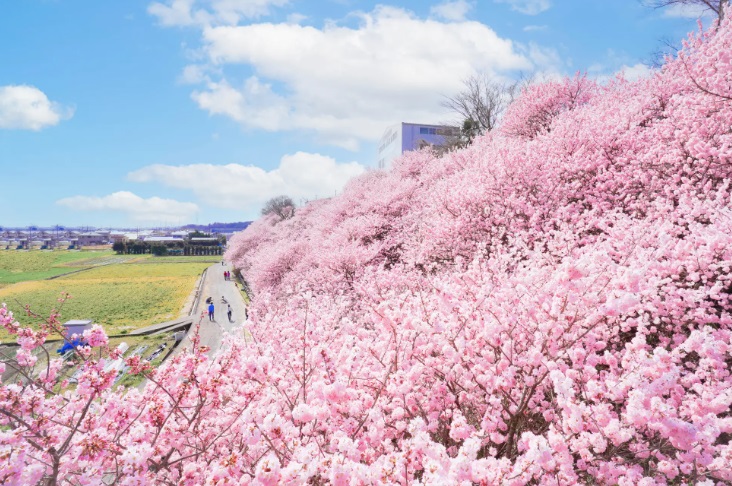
[208,302,215,321]
[227,304,233,323]
[191,262,249,356]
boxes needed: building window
[420,127,437,135]
[378,130,398,153]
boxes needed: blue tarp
[57,337,84,355]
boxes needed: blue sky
[0,0,710,228]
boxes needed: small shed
[63,319,93,339]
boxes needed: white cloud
[178,64,216,84]
[127,152,366,210]
[149,0,198,26]
[56,191,199,223]
[589,61,655,84]
[523,24,547,32]
[192,77,291,131]
[662,3,713,18]
[430,0,473,21]
[148,0,289,26]
[192,5,534,148]
[587,45,655,83]
[0,85,73,131]
[526,42,561,69]
[494,0,551,15]
[286,13,307,24]
[618,63,654,81]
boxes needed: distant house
[144,236,184,244]
[189,237,219,244]
[377,122,459,169]
[77,232,109,246]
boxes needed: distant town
[0,222,251,251]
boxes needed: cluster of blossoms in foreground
[3,18,732,485]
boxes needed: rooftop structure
[144,236,184,243]
[63,319,93,338]
[377,122,459,169]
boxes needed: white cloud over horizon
[56,191,199,223]
[127,152,366,211]
[187,5,540,149]
[0,85,73,131]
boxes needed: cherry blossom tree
[261,195,296,221]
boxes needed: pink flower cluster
[3,18,732,484]
[83,324,109,348]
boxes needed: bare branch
[644,0,729,22]
[261,195,296,221]
[442,74,519,136]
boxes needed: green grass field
[0,250,121,284]
[0,254,210,341]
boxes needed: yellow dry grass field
[0,262,209,340]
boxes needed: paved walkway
[188,262,248,355]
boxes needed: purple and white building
[377,122,459,169]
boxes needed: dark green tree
[151,245,168,256]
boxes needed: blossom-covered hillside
[2,18,731,486]
[226,20,732,484]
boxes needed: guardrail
[189,268,208,316]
